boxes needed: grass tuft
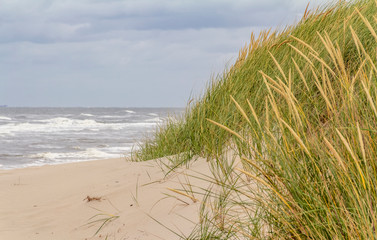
[134,0,377,238]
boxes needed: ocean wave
[96,144,109,148]
[35,117,97,125]
[0,116,11,121]
[0,148,124,169]
[80,113,94,117]
[123,110,136,114]
[29,148,122,161]
[0,153,23,157]
[0,117,159,135]
[99,115,126,119]
[144,117,162,122]
[103,146,133,153]
[0,107,180,170]
[126,122,158,127]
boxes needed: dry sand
[0,157,214,240]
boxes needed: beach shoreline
[0,157,210,240]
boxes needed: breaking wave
[0,117,158,135]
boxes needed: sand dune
[0,157,213,240]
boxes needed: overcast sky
[0,0,331,107]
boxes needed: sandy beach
[0,157,212,240]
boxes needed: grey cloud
[0,26,255,107]
[0,0,334,107]
[0,0,329,43]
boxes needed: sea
[0,107,184,169]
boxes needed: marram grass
[133,0,377,163]
[134,0,377,239]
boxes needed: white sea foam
[144,117,162,122]
[0,107,181,169]
[127,122,158,127]
[7,149,121,169]
[100,115,125,119]
[36,117,97,125]
[80,113,94,117]
[30,144,64,149]
[0,116,11,121]
[29,148,121,162]
[103,146,133,153]
[124,110,136,114]
[0,117,158,135]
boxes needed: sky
[0,0,332,107]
